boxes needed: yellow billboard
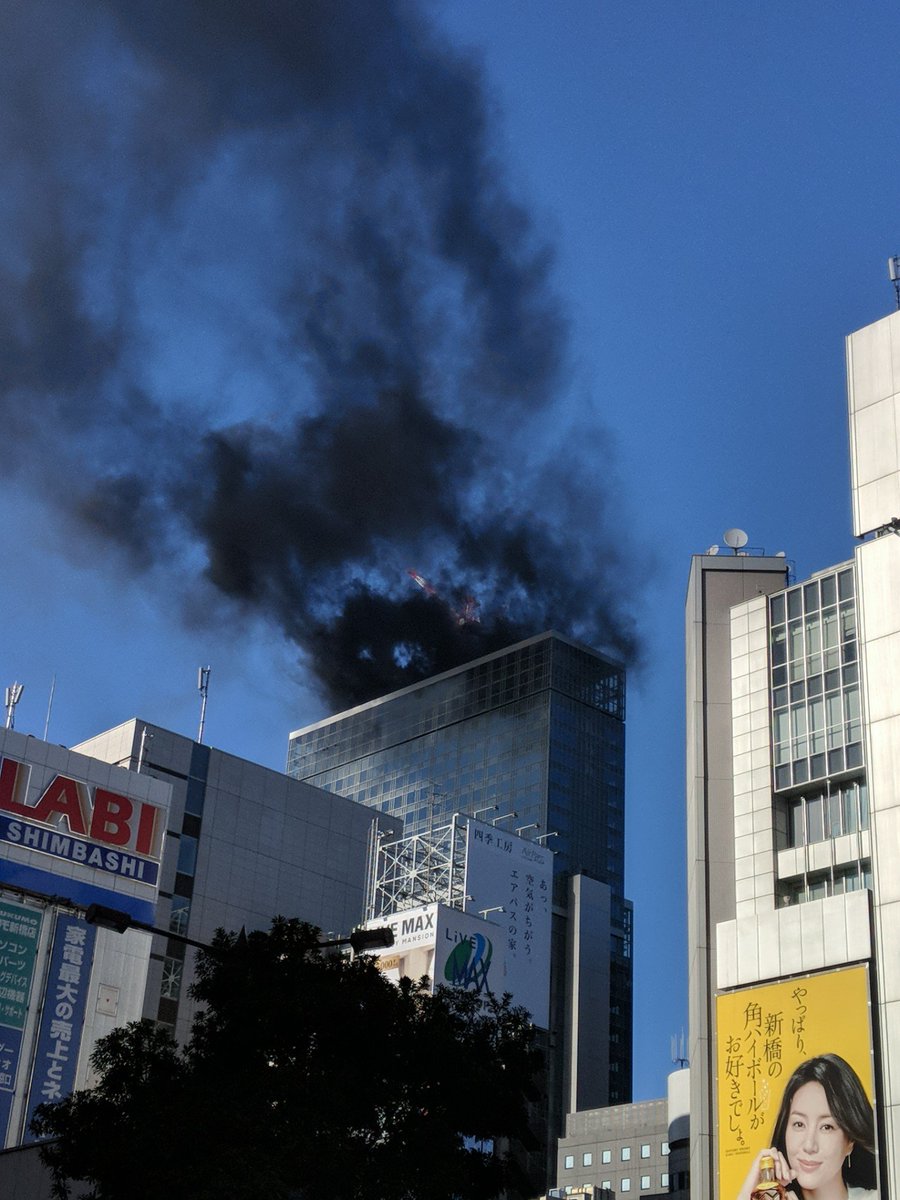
[716,965,877,1198]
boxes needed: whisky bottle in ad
[750,1154,787,1200]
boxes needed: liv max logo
[0,755,163,885]
[443,932,493,994]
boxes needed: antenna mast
[137,724,153,773]
[43,674,56,741]
[197,666,211,744]
[4,682,24,730]
[671,1030,688,1069]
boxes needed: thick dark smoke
[1,0,639,710]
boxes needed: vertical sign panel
[463,818,552,1027]
[24,914,96,1140]
[0,900,42,1145]
[716,965,877,1200]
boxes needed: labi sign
[0,755,163,885]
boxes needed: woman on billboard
[737,1055,878,1199]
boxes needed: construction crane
[406,569,480,626]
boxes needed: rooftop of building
[289,629,625,740]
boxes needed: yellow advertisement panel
[716,965,875,1199]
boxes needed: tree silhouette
[32,917,542,1200]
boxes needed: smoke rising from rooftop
[1,0,638,710]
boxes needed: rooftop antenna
[43,674,56,741]
[722,528,749,555]
[4,682,24,730]
[889,256,900,310]
[671,1029,688,1069]
[137,724,153,773]
[197,666,211,744]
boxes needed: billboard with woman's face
[716,965,878,1199]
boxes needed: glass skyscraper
[287,630,633,1131]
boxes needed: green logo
[444,932,493,993]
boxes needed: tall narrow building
[686,306,900,1199]
[685,549,791,1198]
[287,631,632,1167]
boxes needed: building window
[771,571,863,789]
[621,1179,631,1192]
[778,860,872,906]
[564,1156,574,1170]
[184,775,206,817]
[602,1150,612,1164]
[176,834,198,876]
[641,1176,651,1189]
[808,873,828,901]
[661,1173,670,1187]
[601,1183,611,1192]
[784,780,868,848]
[583,1153,593,1167]
[661,1142,669,1156]
[160,957,183,1001]
[640,1144,650,1158]
[169,895,191,937]
[622,1146,631,1161]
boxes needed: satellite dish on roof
[723,528,749,551]
[706,545,719,556]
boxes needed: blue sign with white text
[24,914,96,1140]
[0,815,159,885]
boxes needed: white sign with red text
[0,755,163,885]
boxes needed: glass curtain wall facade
[287,633,626,897]
[768,564,871,908]
[770,564,863,789]
[287,631,632,1101]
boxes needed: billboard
[24,914,96,1140]
[372,902,506,1006]
[0,900,43,1144]
[0,731,171,1147]
[463,818,552,1027]
[716,965,877,1199]
[0,733,167,925]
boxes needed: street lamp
[84,903,393,956]
[319,927,395,954]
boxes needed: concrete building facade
[686,307,900,1198]
[72,719,400,1043]
[554,1097,673,1199]
[0,716,400,1157]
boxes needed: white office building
[71,719,399,1044]
[0,726,171,1151]
[0,716,400,1200]
[686,307,900,1197]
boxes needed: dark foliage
[32,917,542,1200]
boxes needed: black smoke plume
[1,0,638,710]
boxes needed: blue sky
[2,1,900,1101]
